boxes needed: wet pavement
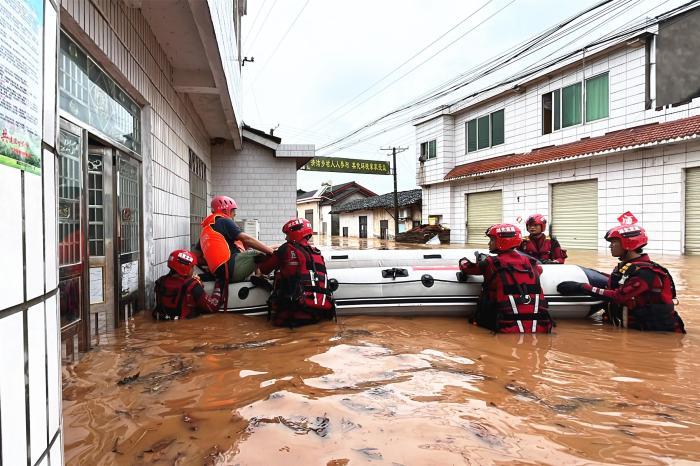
[63,238,700,465]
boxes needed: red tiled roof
[444,114,700,181]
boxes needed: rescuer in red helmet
[517,214,567,264]
[459,223,553,333]
[152,249,224,320]
[557,223,685,333]
[265,218,335,327]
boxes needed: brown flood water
[63,239,700,465]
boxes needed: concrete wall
[339,210,374,237]
[296,199,321,233]
[212,140,297,244]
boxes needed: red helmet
[168,249,196,276]
[526,214,547,229]
[211,195,237,214]
[485,223,522,252]
[604,224,648,251]
[282,218,313,242]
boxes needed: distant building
[416,6,700,253]
[297,182,377,235]
[330,189,422,239]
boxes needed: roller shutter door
[685,168,700,254]
[551,180,598,249]
[466,190,502,244]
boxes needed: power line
[306,0,496,131]
[243,0,272,50]
[312,0,519,135]
[250,0,312,85]
[315,0,654,153]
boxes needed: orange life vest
[200,213,233,273]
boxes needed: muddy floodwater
[63,239,700,465]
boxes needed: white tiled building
[416,7,700,254]
[0,0,311,463]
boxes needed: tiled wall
[0,0,63,463]
[428,140,700,254]
[60,0,215,294]
[211,140,298,244]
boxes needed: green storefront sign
[302,156,390,175]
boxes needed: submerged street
[62,242,699,465]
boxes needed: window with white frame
[420,140,437,160]
[466,109,504,153]
[542,72,609,134]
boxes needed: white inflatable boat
[202,249,606,319]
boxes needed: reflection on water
[63,241,699,465]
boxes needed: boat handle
[381,268,409,279]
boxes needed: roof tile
[445,115,700,180]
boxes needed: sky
[239,0,688,195]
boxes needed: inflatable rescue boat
[202,249,607,318]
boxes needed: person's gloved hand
[474,251,489,263]
[459,257,473,269]
[557,281,585,295]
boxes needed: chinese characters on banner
[0,0,43,175]
[302,156,391,175]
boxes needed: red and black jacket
[460,250,553,333]
[581,254,685,333]
[268,240,335,327]
[518,234,567,264]
[153,273,221,320]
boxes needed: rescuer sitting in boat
[459,223,553,333]
[266,218,335,327]
[557,223,685,333]
[517,214,567,264]
[153,249,224,320]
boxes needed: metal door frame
[58,118,91,354]
[86,145,116,338]
[114,151,145,327]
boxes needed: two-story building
[416,7,700,254]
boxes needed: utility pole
[381,146,408,239]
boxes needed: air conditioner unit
[235,218,260,240]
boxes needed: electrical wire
[316,0,694,154]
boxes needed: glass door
[115,153,142,325]
[58,118,89,356]
[87,146,115,340]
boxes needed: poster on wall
[0,0,43,175]
[121,260,139,296]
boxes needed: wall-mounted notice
[0,0,43,175]
[89,267,104,304]
[121,260,139,296]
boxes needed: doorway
[380,219,389,239]
[359,216,368,238]
[331,214,340,236]
[57,118,143,356]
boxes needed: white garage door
[466,190,502,245]
[551,179,598,249]
[685,167,700,254]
